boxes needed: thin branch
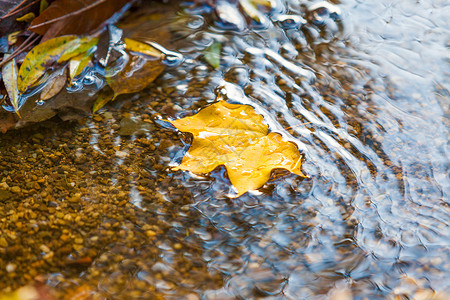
[29,0,107,30]
[1,0,30,18]
[0,33,39,68]
[1,0,40,19]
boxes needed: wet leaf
[17,35,98,92]
[68,52,93,83]
[168,100,305,196]
[92,88,115,113]
[203,41,221,69]
[106,54,165,97]
[57,36,98,63]
[1,54,20,116]
[40,67,67,101]
[0,112,16,134]
[124,38,163,59]
[29,0,130,41]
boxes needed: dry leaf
[168,100,305,196]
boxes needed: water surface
[0,0,448,299]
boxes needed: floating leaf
[17,35,98,92]
[69,51,94,83]
[204,41,221,69]
[1,54,21,116]
[106,54,165,97]
[40,67,67,101]
[92,88,115,113]
[124,38,163,59]
[168,100,305,196]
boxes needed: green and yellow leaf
[57,36,98,63]
[93,88,115,113]
[124,38,163,59]
[69,52,93,83]
[17,35,98,92]
[204,41,221,69]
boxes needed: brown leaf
[40,67,67,101]
[0,111,17,133]
[92,87,114,113]
[29,0,130,41]
[106,55,165,97]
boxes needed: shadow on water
[0,0,448,299]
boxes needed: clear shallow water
[0,0,448,299]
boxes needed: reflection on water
[0,0,448,298]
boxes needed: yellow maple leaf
[168,100,305,196]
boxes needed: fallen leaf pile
[1,32,169,116]
[168,100,305,196]
[0,0,175,122]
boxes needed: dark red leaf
[29,0,129,41]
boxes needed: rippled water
[0,0,448,299]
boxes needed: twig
[1,0,30,18]
[1,0,40,20]
[0,33,39,68]
[29,0,108,30]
